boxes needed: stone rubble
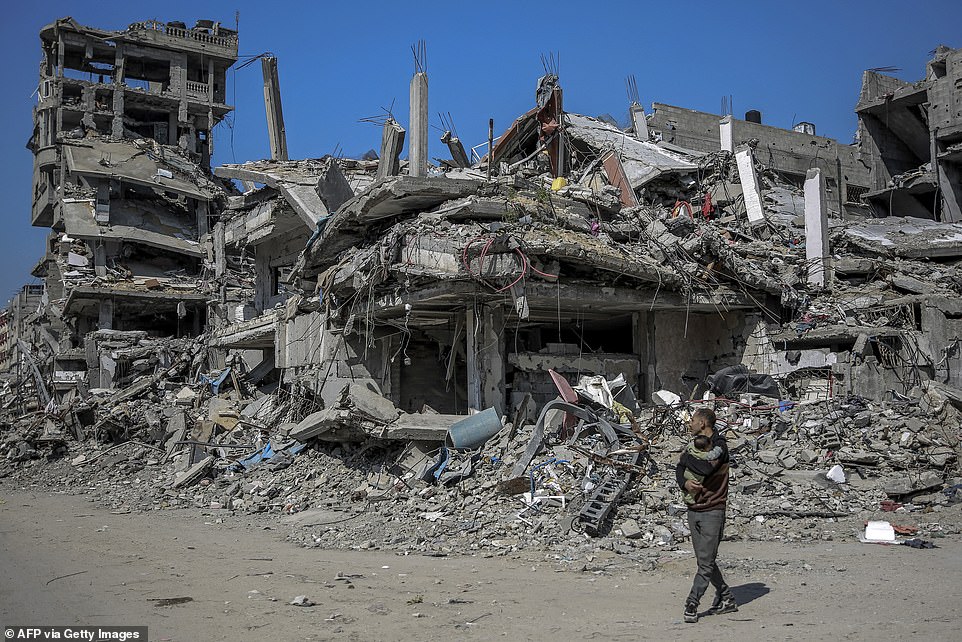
[2,17,961,570]
[2,359,959,565]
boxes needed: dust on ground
[0,488,957,642]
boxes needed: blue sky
[1,0,960,304]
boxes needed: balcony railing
[165,26,235,47]
[186,80,209,96]
[130,20,238,49]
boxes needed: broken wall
[649,103,871,212]
[649,310,751,396]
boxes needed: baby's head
[693,434,711,452]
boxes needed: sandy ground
[0,489,958,642]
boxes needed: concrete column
[254,249,271,313]
[465,306,481,410]
[185,126,197,156]
[195,200,209,238]
[509,283,529,320]
[633,311,657,400]
[95,182,110,224]
[480,305,505,414]
[261,56,288,161]
[81,86,96,130]
[111,44,125,139]
[804,168,831,288]
[38,110,48,147]
[409,72,428,177]
[441,131,470,168]
[56,39,65,78]
[207,59,214,103]
[177,56,188,144]
[937,160,962,223]
[377,119,406,180]
[719,115,733,152]
[206,108,214,162]
[93,243,107,278]
[192,306,202,335]
[168,111,178,146]
[213,222,226,279]
[630,103,649,140]
[98,298,114,330]
[735,147,766,227]
[632,312,646,400]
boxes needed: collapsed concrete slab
[215,157,353,228]
[564,114,697,189]
[300,175,482,272]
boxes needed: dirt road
[0,489,957,641]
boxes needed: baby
[680,434,724,505]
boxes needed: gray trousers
[686,509,730,606]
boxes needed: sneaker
[683,603,699,623]
[707,594,738,615]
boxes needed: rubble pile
[3,17,962,564]
[3,361,960,561]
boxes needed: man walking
[676,407,738,623]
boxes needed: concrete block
[883,471,943,497]
[757,450,779,464]
[621,518,643,539]
[341,382,398,423]
[409,72,428,177]
[804,168,830,287]
[172,456,213,489]
[377,119,406,180]
[630,103,648,140]
[735,148,766,227]
[719,116,733,152]
[289,408,349,441]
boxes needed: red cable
[462,236,488,278]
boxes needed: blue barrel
[445,408,502,450]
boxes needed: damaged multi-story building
[647,45,962,224]
[856,45,962,221]
[197,46,962,440]
[647,102,873,217]
[22,17,238,390]
[2,284,44,372]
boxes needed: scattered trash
[861,521,896,543]
[826,465,846,484]
[901,538,937,549]
[153,597,194,607]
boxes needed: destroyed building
[1,20,961,553]
[0,310,10,374]
[24,17,238,391]
[647,102,873,217]
[2,285,44,373]
[856,45,962,221]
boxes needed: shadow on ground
[731,582,770,606]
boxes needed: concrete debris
[2,18,962,565]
